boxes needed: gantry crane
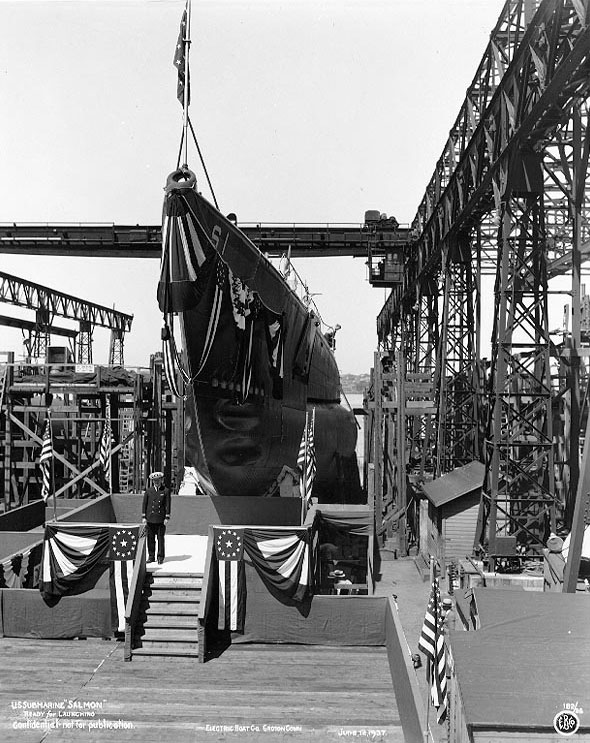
[370,0,590,570]
[0,272,133,364]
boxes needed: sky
[0,0,506,374]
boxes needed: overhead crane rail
[0,271,133,364]
[0,222,411,259]
[0,272,133,332]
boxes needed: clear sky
[0,0,505,374]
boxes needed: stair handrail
[124,530,147,661]
[197,526,217,663]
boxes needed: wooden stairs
[133,570,203,658]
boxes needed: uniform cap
[149,471,164,480]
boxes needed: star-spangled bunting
[109,528,138,561]
[173,6,190,106]
[40,523,140,633]
[214,528,246,632]
[418,577,448,724]
[108,527,138,632]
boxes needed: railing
[197,527,217,663]
[124,531,147,661]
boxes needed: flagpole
[48,409,57,522]
[182,0,192,167]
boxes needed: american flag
[297,409,316,511]
[99,413,113,486]
[109,527,139,632]
[418,577,448,724]
[215,528,246,631]
[39,419,53,502]
[173,6,190,106]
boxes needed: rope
[175,118,219,210]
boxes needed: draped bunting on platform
[40,523,140,632]
[213,526,315,632]
[243,527,313,603]
[214,528,246,631]
[0,543,43,589]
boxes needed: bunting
[163,325,185,399]
[40,523,140,634]
[40,523,111,603]
[39,418,53,502]
[214,528,246,631]
[109,525,138,633]
[266,314,284,398]
[244,527,312,603]
[418,577,448,724]
[1,550,30,589]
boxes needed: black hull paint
[160,175,362,502]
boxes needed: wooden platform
[0,638,403,742]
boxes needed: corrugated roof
[421,461,485,508]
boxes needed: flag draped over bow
[418,577,448,724]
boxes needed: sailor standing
[142,471,171,564]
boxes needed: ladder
[118,406,134,493]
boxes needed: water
[343,392,365,471]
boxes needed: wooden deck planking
[1,639,403,742]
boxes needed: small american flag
[418,577,448,724]
[39,419,53,502]
[297,408,316,511]
[99,412,113,486]
[173,6,190,106]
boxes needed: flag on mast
[173,6,190,106]
[39,419,53,502]
[418,576,448,724]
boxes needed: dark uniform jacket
[142,485,171,524]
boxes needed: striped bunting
[110,560,134,633]
[39,418,53,501]
[1,550,30,589]
[163,332,184,398]
[41,523,141,634]
[243,527,312,602]
[41,524,111,603]
[214,528,246,631]
[418,577,448,724]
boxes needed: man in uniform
[142,471,171,564]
